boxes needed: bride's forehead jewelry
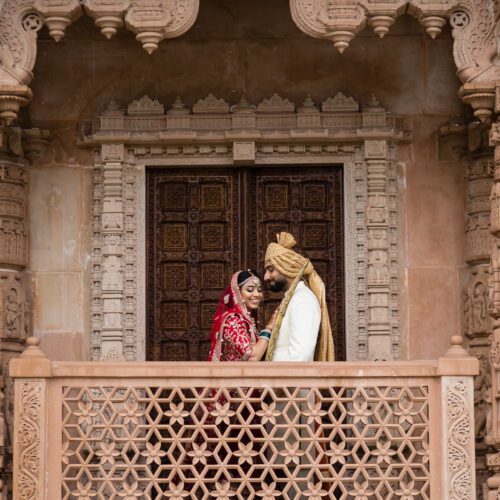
[240,275,261,287]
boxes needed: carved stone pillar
[486,119,500,498]
[92,141,128,361]
[364,138,392,361]
[463,151,494,495]
[0,127,30,500]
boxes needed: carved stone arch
[0,0,200,124]
[289,0,499,119]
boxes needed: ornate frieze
[81,93,405,362]
[442,377,476,499]
[13,380,44,500]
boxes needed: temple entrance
[147,166,344,361]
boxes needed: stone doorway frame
[79,92,409,362]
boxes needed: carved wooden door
[147,166,344,361]
[250,167,344,361]
[147,169,241,361]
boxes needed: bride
[208,269,275,362]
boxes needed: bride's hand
[265,308,279,331]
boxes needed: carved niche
[79,93,406,362]
[464,267,491,341]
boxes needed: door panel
[147,166,345,361]
[147,170,241,361]
[250,167,345,361]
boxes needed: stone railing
[10,337,478,499]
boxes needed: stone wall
[22,0,465,362]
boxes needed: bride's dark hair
[237,269,263,287]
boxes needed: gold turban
[265,232,334,362]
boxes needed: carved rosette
[442,377,476,498]
[13,380,45,500]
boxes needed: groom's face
[264,265,288,292]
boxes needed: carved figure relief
[464,270,492,338]
[475,355,491,440]
[5,288,21,337]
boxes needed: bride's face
[240,279,263,310]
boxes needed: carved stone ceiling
[0,0,498,124]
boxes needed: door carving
[147,166,344,361]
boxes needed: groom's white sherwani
[271,281,321,361]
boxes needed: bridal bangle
[259,330,271,340]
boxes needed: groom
[263,232,334,362]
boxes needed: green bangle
[259,330,271,340]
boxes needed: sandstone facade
[0,0,499,497]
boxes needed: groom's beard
[268,277,287,292]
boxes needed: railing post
[438,335,479,499]
[10,337,51,500]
